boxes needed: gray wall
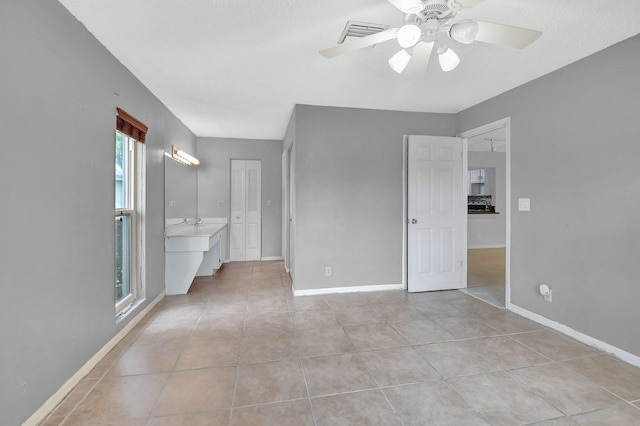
[0,1,194,424]
[197,138,283,259]
[457,34,640,357]
[468,151,507,249]
[165,128,198,220]
[292,105,456,291]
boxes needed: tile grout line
[297,357,318,426]
[227,275,253,426]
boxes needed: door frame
[281,142,295,280]
[282,146,293,273]
[402,135,468,291]
[458,117,512,308]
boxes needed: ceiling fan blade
[387,0,425,14]
[319,28,400,58]
[453,0,487,8]
[402,41,434,79]
[474,21,542,49]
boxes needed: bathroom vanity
[165,218,227,295]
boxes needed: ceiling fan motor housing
[422,0,454,18]
[410,1,457,31]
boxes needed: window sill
[116,298,146,324]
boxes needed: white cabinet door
[469,169,485,183]
[230,159,261,261]
[408,135,465,292]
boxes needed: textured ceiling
[59,0,640,140]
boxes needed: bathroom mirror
[165,144,198,222]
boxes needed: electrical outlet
[325,266,332,277]
[539,283,553,302]
[169,201,176,207]
[218,200,224,207]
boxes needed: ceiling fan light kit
[397,24,423,48]
[320,0,542,77]
[449,19,480,44]
[389,49,413,73]
[437,45,460,71]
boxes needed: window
[115,108,147,316]
[115,131,135,311]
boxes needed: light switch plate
[518,198,531,211]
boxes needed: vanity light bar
[171,145,200,167]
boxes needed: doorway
[458,118,511,308]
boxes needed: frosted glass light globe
[388,49,412,73]
[397,24,422,48]
[438,46,460,72]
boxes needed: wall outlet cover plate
[518,198,531,211]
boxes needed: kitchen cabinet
[469,169,485,183]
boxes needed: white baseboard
[509,303,640,368]
[260,256,283,261]
[467,245,506,250]
[294,283,404,297]
[24,292,165,426]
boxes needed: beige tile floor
[42,261,640,425]
[464,248,506,307]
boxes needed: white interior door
[245,160,261,261]
[230,160,261,261]
[408,135,465,292]
[230,160,246,261]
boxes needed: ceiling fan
[319,0,542,75]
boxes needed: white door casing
[230,159,261,261]
[458,117,511,307]
[282,148,293,273]
[407,135,466,292]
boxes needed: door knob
[411,219,417,224]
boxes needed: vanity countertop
[166,223,226,238]
[165,218,227,252]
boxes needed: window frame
[115,131,137,315]
[114,108,147,318]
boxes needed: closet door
[230,160,261,261]
[230,160,246,261]
[245,160,262,260]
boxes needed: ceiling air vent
[338,21,389,44]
